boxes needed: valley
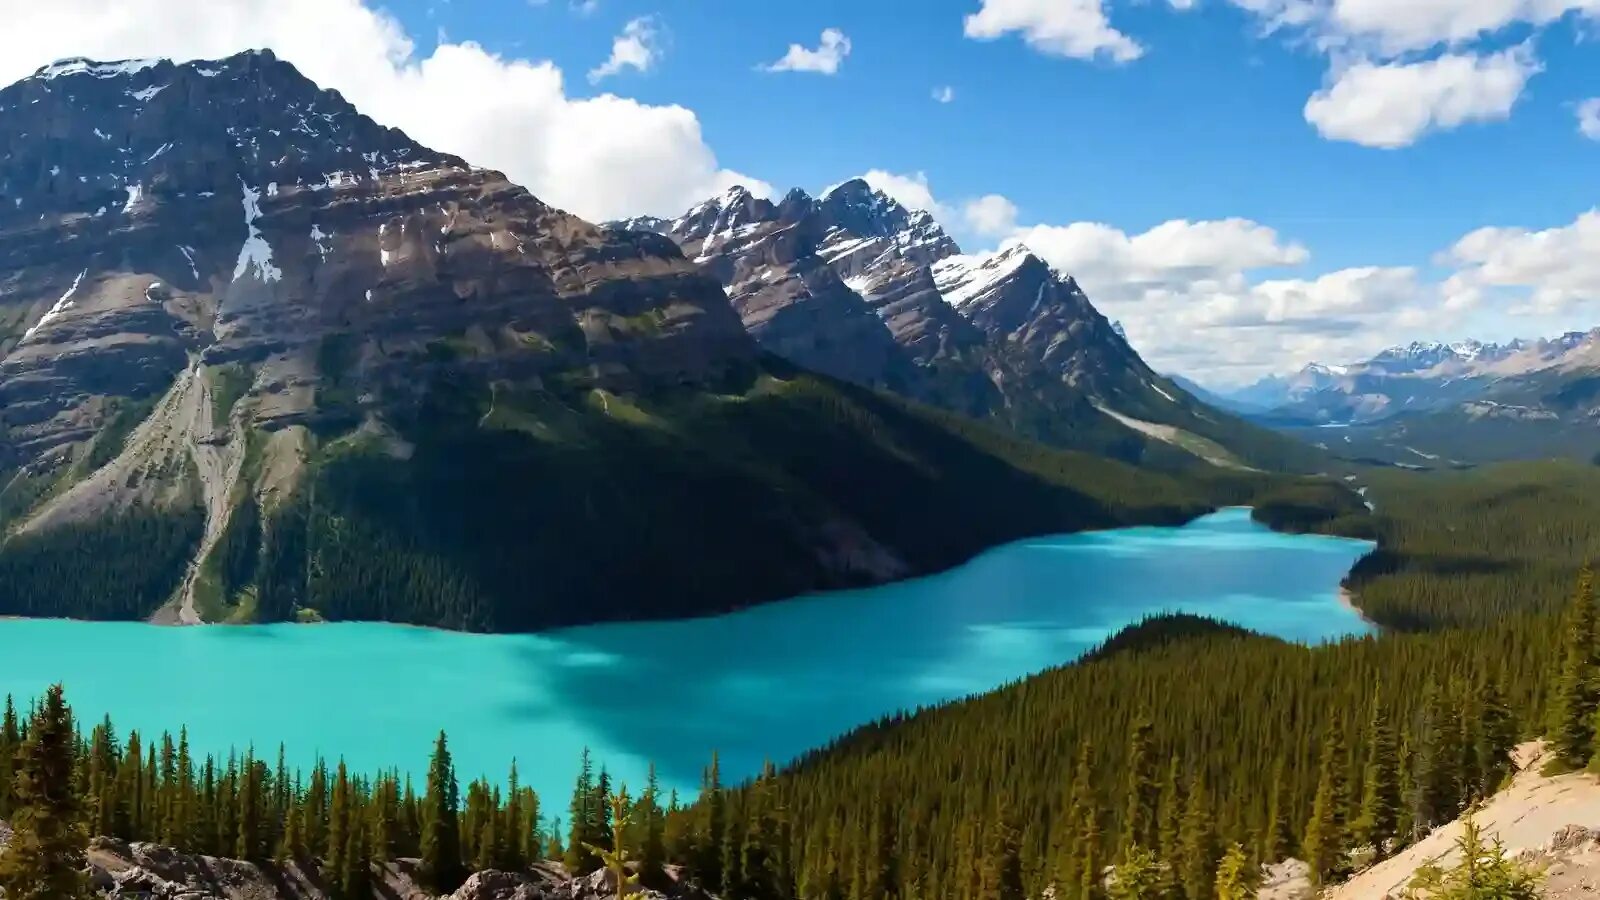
[0,509,1372,821]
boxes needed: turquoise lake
[0,507,1371,811]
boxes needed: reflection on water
[0,508,1371,810]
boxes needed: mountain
[0,52,1274,631]
[1220,331,1600,464]
[620,180,1322,473]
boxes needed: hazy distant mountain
[1226,332,1600,464]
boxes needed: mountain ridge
[616,180,1324,474]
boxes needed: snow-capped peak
[33,57,163,81]
[931,243,1040,310]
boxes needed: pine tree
[1156,754,1182,896]
[586,787,640,900]
[566,749,600,875]
[1260,755,1292,864]
[1404,817,1541,899]
[1106,844,1164,900]
[1119,715,1158,859]
[639,764,667,885]
[1177,773,1216,900]
[328,760,351,881]
[695,753,725,890]
[419,732,464,893]
[1354,689,1400,857]
[502,761,527,871]
[0,696,18,820]
[1212,844,1257,900]
[1548,565,1597,769]
[1056,742,1098,899]
[1476,677,1515,794]
[0,684,90,900]
[1303,719,1348,885]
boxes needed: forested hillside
[2,367,1301,631]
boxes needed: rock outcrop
[75,832,715,900]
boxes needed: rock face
[80,833,715,900]
[623,179,1287,467]
[0,50,752,474]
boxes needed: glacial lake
[0,507,1371,810]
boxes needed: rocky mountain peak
[0,50,460,224]
[668,185,776,249]
[0,49,753,484]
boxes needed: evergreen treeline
[0,691,612,897]
[1325,462,1600,630]
[0,511,202,619]
[693,601,1553,900]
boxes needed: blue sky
[399,0,1599,270]
[6,0,1600,382]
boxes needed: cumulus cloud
[761,28,852,75]
[1303,48,1539,148]
[0,0,764,222]
[1580,98,1600,140]
[587,16,662,83]
[1443,210,1600,315]
[1325,0,1600,56]
[963,195,1020,237]
[963,0,1144,63]
[1218,1,1599,146]
[932,85,956,103]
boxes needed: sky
[2,0,1598,385]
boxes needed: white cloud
[1443,210,1600,315]
[0,0,764,222]
[587,16,662,84]
[1302,48,1539,148]
[963,0,1144,63]
[1013,217,1309,287]
[1579,98,1600,140]
[963,195,1019,237]
[932,85,956,103]
[1326,0,1600,55]
[761,28,851,75]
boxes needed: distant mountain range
[1196,332,1600,465]
[0,51,1322,631]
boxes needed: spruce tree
[1119,715,1158,860]
[1156,753,1182,896]
[1354,689,1400,857]
[566,749,600,875]
[1260,755,1291,864]
[1106,844,1164,900]
[1303,719,1348,885]
[640,764,667,885]
[419,732,464,893]
[1177,773,1216,900]
[0,684,90,900]
[1212,844,1257,900]
[1547,565,1597,769]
